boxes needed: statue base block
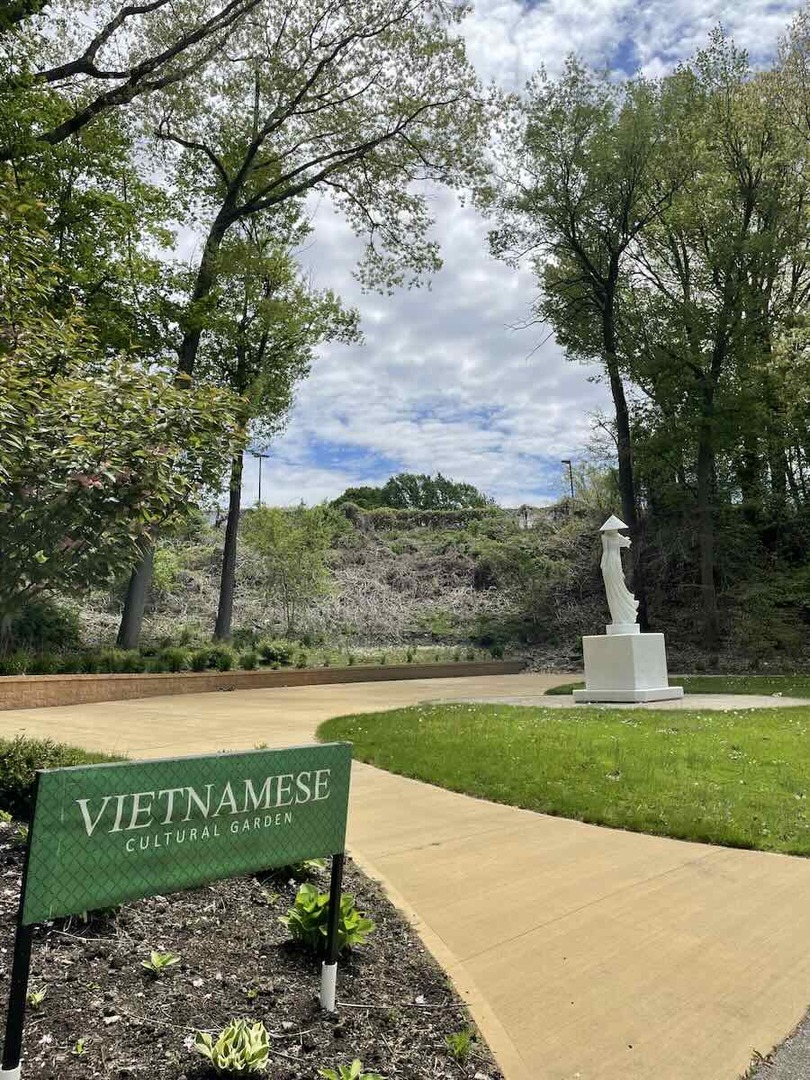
[572,632,684,704]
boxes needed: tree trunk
[214,451,244,641]
[116,216,233,648]
[178,217,229,377]
[116,546,155,651]
[696,408,720,650]
[602,294,649,630]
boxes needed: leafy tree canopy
[0,180,242,624]
[335,473,494,511]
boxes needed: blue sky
[235,0,805,510]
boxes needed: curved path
[3,673,810,1080]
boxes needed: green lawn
[545,674,810,697]
[319,703,810,855]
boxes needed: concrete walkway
[2,673,810,1080]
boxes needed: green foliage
[211,645,236,672]
[239,650,259,671]
[141,950,181,975]
[152,548,182,593]
[445,1027,476,1063]
[194,1019,270,1075]
[157,647,191,673]
[1,599,81,653]
[257,639,296,666]
[279,883,375,955]
[319,1061,383,1080]
[0,736,122,821]
[0,185,243,623]
[191,648,211,672]
[243,507,333,635]
[334,473,492,511]
[26,987,47,1009]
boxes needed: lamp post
[251,451,271,508]
[560,458,574,511]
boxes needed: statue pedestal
[573,633,684,703]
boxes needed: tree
[334,472,493,510]
[118,0,487,645]
[0,181,242,643]
[191,217,360,640]
[0,0,261,159]
[485,61,693,627]
[622,34,810,644]
[241,506,333,636]
[155,0,486,378]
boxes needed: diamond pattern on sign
[22,742,351,925]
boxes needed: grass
[545,674,810,698]
[319,703,810,855]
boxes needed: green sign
[22,742,351,925]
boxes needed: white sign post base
[320,961,337,1012]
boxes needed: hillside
[74,501,810,673]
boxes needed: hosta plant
[319,1060,383,1080]
[194,1019,269,1074]
[279,883,375,955]
[141,950,180,975]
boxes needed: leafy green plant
[158,646,191,673]
[239,650,259,670]
[0,736,122,821]
[211,645,236,672]
[141,950,181,975]
[279,883,374,955]
[445,1027,476,1062]
[194,1019,270,1074]
[27,987,47,1009]
[72,1037,87,1056]
[319,1060,382,1080]
[191,648,211,671]
[257,639,295,665]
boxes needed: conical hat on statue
[600,514,629,532]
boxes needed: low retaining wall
[0,660,525,711]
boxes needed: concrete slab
[1,672,809,1080]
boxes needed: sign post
[1,743,351,1076]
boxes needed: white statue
[599,515,638,629]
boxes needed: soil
[0,823,502,1080]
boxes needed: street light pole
[560,458,574,511]
[250,451,271,508]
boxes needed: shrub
[257,639,295,666]
[158,646,191,673]
[3,599,82,652]
[211,645,235,672]
[231,627,258,650]
[239,650,259,671]
[191,648,211,672]
[296,650,309,669]
[0,736,122,821]
[56,652,83,674]
[279,883,374,955]
[194,1019,269,1075]
[96,649,130,674]
[27,652,60,675]
[0,652,30,676]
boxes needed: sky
[238,0,804,510]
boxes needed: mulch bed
[0,822,502,1080]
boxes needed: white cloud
[242,0,806,510]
